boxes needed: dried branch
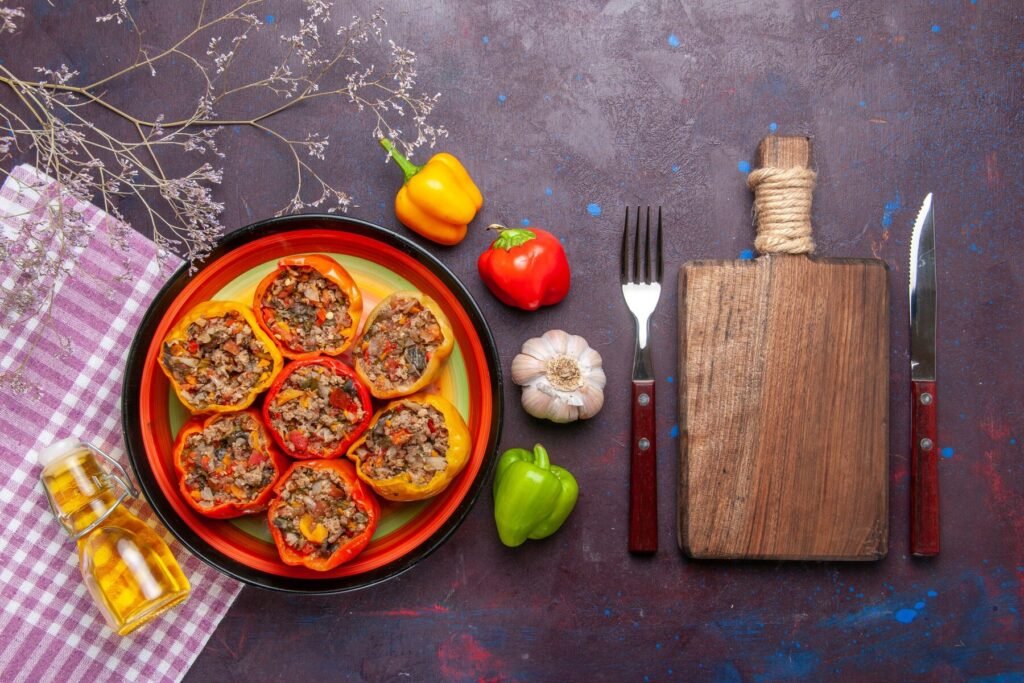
[0,0,448,392]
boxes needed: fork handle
[629,379,658,553]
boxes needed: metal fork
[620,206,663,554]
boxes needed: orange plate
[122,216,502,593]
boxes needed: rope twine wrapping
[747,166,817,254]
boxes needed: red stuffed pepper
[263,357,373,460]
[268,459,379,571]
[253,254,363,360]
[173,409,288,519]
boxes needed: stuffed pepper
[173,409,288,519]
[158,301,283,414]
[253,255,363,360]
[346,393,471,501]
[263,357,372,460]
[354,291,454,399]
[268,459,379,571]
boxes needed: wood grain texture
[678,136,890,561]
[629,379,658,553]
[910,380,940,556]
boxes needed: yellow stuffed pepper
[354,291,454,399]
[346,393,471,501]
[379,138,483,246]
[158,300,283,414]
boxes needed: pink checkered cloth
[0,165,241,682]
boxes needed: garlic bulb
[511,329,606,423]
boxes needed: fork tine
[620,207,629,284]
[656,206,663,283]
[632,206,640,283]
[643,206,651,284]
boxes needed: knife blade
[909,192,939,556]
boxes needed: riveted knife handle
[629,379,658,553]
[911,380,940,556]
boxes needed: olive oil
[38,439,190,636]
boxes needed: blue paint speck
[667,33,681,48]
[671,164,680,173]
[831,10,841,19]
[928,590,938,597]
[859,100,867,107]
[545,187,553,197]
[768,122,778,133]
[855,36,863,43]
[881,191,902,228]
[821,22,830,30]
[670,425,680,439]
[656,643,662,650]
[265,14,275,24]
[666,376,674,383]
[941,446,955,459]
[969,242,982,253]
[915,601,926,610]
[740,249,754,260]
[587,202,602,217]
[931,24,941,33]
[497,94,507,103]
[482,35,489,44]
[521,218,530,226]
[738,160,751,173]
[604,608,613,617]
[895,608,917,624]
[1011,438,1017,445]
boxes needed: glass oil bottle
[38,438,190,636]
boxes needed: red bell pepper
[263,357,373,460]
[477,225,571,311]
[172,409,288,519]
[267,459,380,571]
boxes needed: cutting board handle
[750,136,817,256]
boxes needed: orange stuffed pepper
[253,255,362,360]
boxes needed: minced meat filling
[259,266,353,354]
[353,402,450,485]
[266,364,366,456]
[162,311,276,410]
[181,413,276,507]
[270,466,370,558]
[358,296,444,392]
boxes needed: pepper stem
[488,224,537,251]
[533,444,550,470]
[379,137,422,183]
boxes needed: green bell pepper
[493,443,579,547]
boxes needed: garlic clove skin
[511,352,548,385]
[577,381,605,420]
[541,329,570,355]
[511,329,605,423]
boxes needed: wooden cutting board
[677,136,889,561]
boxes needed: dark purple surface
[5,0,1023,679]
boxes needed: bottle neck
[42,448,128,537]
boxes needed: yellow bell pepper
[354,291,455,399]
[346,393,471,501]
[379,138,483,246]
[158,300,283,414]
